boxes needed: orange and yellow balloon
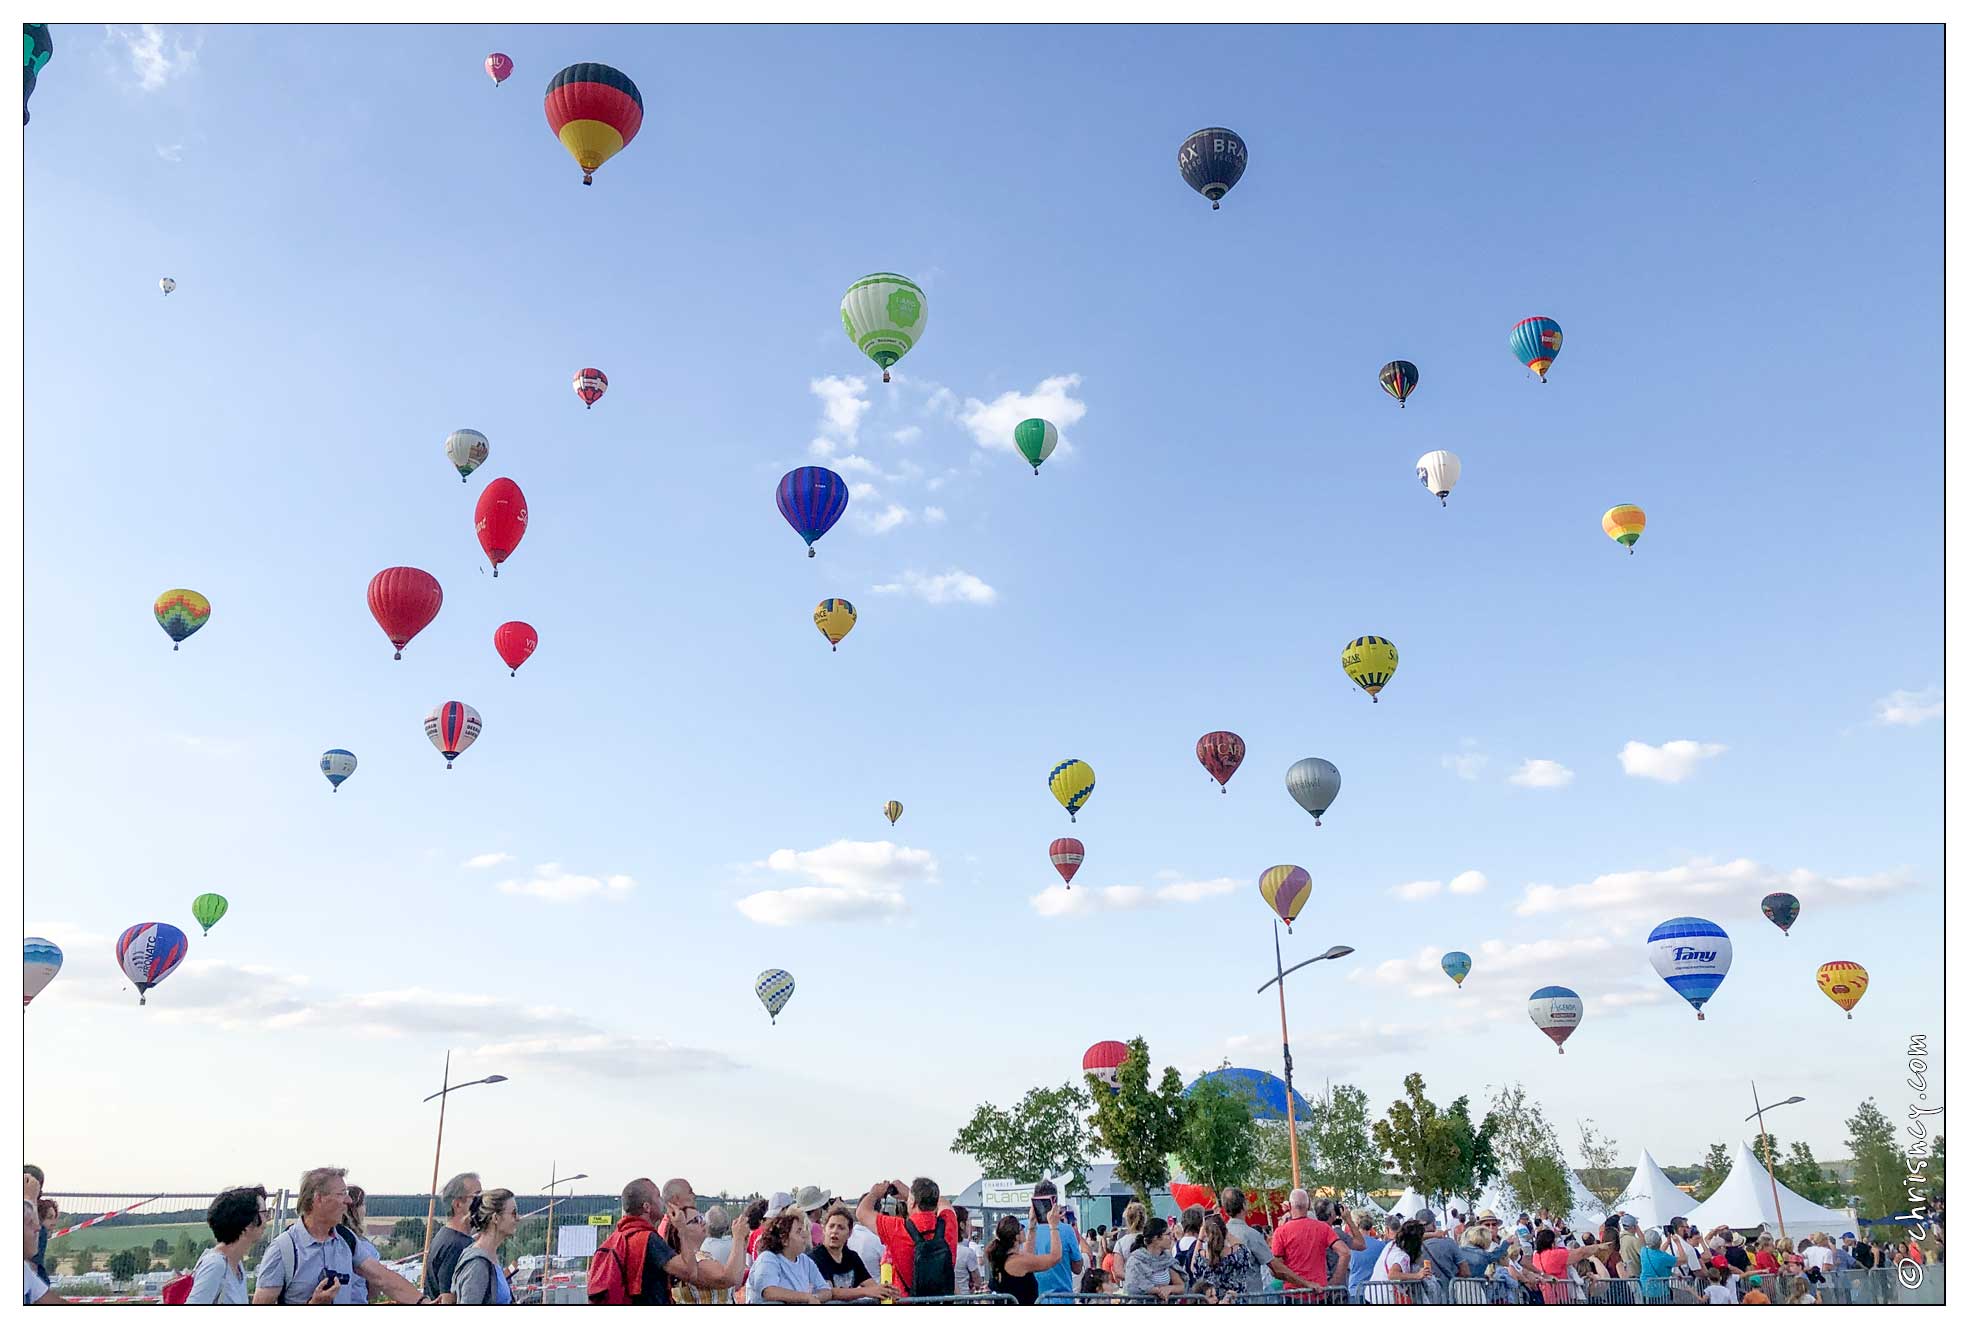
[1259,865,1312,933]
[1603,504,1646,554]
[1816,961,1868,1019]
[814,598,856,651]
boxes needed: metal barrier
[1356,1277,1447,1305]
[1237,1287,1350,1305]
[827,1293,1020,1305]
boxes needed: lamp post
[542,1166,589,1263]
[420,1052,509,1267]
[1256,929,1354,1193]
[1744,1086,1805,1243]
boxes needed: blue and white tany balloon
[1647,917,1732,1021]
[320,749,357,792]
[754,968,796,1024]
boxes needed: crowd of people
[21,1161,1943,1306]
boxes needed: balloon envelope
[840,273,927,382]
[1049,837,1084,887]
[159,277,176,295]
[116,922,188,1005]
[1442,951,1472,987]
[321,748,357,790]
[1647,917,1732,1019]
[755,968,796,1022]
[1603,504,1646,551]
[1196,731,1245,790]
[494,621,537,675]
[1511,316,1564,380]
[23,937,61,1007]
[1185,1067,1310,1122]
[367,567,442,659]
[1528,985,1582,1052]
[1014,418,1058,473]
[154,589,210,649]
[573,367,608,408]
[1417,450,1461,504]
[485,52,513,85]
[777,467,850,557]
[1342,635,1399,700]
[882,799,903,826]
[474,478,528,575]
[191,893,229,935]
[425,701,482,768]
[1259,865,1311,929]
[1048,759,1095,821]
[1817,961,1868,1017]
[1178,126,1247,207]
[1285,757,1341,825]
[446,429,490,481]
[814,598,856,650]
[1082,1039,1129,1090]
[1380,360,1419,405]
[544,62,643,184]
[1761,892,1800,935]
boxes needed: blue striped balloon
[754,968,796,1024]
[1647,917,1732,1020]
[776,467,850,557]
[1509,316,1564,381]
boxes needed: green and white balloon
[840,273,927,383]
[1014,418,1058,475]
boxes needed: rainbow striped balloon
[1603,504,1646,554]
[154,589,210,651]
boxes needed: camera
[1032,1197,1054,1222]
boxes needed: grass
[48,1221,205,1257]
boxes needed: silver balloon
[1285,757,1342,826]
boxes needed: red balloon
[1082,1039,1129,1089]
[1049,837,1084,887]
[1196,730,1246,791]
[475,478,528,577]
[494,621,537,676]
[367,567,442,660]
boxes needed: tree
[1575,1119,1629,1211]
[1251,1118,1310,1206]
[108,1247,145,1282]
[1845,1099,1901,1220]
[173,1234,202,1270]
[1484,1084,1571,1219]
[1442,1096,1500,1205]
[1778,1141,1845,1207]
[71,1244,100,1276]
[1694,1143,1733,1201]
[1308,1083,1382,1205]
[952,1082,1096,1195]
[1174,1072,1260,1197]
[1086,1036,1188,1209]
[1514,1155,1576,1224]
[152,1238,172,1257]
[1373,1074,1471,1205]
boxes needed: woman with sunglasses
[452,1189,520,1305]
[190,1186,268,1304]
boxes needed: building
[953,1167,1179,1236]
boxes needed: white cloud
[809,375,869,450]
[737,839,938,927]
[855,502,912,535]
[1509,759,1575,789]
[106,24,200,91]
[468,1033,736,1079]
[1618,739,1726,782]
[1442,750,1489,781]
[1448,870,1489,895]
[1515,856,1916,919]
[1873,686,1943,727]
[1389,879,1443,901]
[156,142,184,162]
[495,862,635,903]
[952,374,1088,455]
[870,569,998,605]
[1371,937,1617,996]
[892,426,923,445]
[833,454,883,477]
[463,852,514,870]
[1598,989,1668,1009]
[1030,876,1236,917]
[923,506,947,525]
[736,885,907,926]
[25,921,110,953]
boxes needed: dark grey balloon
[1178,127,1247,209]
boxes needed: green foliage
[1372,1073,1495,1207]
[1485,1084,1571,1219]
[1694,1143,1733,1201]
[107,1247,145,1281]
[70,1245,99,1276]
[1574,1118,1628,1210]
[1513,1155,1575,1223]
[1174,1074,1260,1197]
[152,1238,171,1257]
[1251,1118,1308,1201]
[951,1081,1095,1195]
[1443,1096,1500,1203]
[1778,1141,1845,1207]
[1086,1036,1188,1209]
[1309,1083,1384,1206]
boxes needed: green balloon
[191,893,228,935]
[1014,418,1058,474]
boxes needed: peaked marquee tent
[1685,1142,1854,1234]
[1619,1149,1698,1229]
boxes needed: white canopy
[1567,1171,1608,1228]
[1685,1142,1854,1235]
[1619,1149,1697,1230]
[1389,1188,1427,1218]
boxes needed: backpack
[588,1229,666,1305]
[160,1274,194,1305]
[906,1212,956,1298]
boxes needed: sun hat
[796,1186,829,1212]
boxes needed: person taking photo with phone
[986,1206,1068,1305]
[856,1177,960,1299]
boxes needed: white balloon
[158,277,176,295]
[1416,450,1461,505]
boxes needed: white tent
[1389,1188,1427,1218]
[1685,1142,1854,1235]
[1618,1149,1698,1230]
[1567,1171,1608,1228]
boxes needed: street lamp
[1256,930,1355,1193]
[542,1166,589,1262]
[1744,1086,1805,1242]
[420,1052,509,1267]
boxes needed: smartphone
[1032,1197,1054,1222]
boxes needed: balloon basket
[1557,1046,1564,1055]
[1697,1012,1705,1021]
[393,650,402,660]
[172,643,179,651]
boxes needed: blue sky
[22,22,1942,1195]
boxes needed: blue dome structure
[1185,1067,1311,1122]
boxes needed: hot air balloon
[1510,316,1564,381]
[446,428,489,482]
[1285,758,1341,826]
[1048,759,1095,822]
[882,800,903,826]
[1196,731,1245,792]
[493,621,537,677]
[191,893,229,936]
[1014,418,1058,475]
[1528,986,1582,1053]
[1049,837,1084,887]
[1647,917,1733,1020]
[1603,504,1646,554]
[1342,636,1399,702]
[1380,361,1418,407]
[321,748,356,791]
[159,277,176,296]
[24,23,52,126]
[154,589,210,651]
[840,274,927,383]
[573,367,608,409]
[1083,1039,1129,1091]
[23,937,61,1008]
[367,567,442,659]
[1816,961,1868,1019]
[777,467,849,558]
[755,968,795,1024]
[116,922,187,1006]
[544,62,643,185]
[1441,951,1472,988]
[1416,451,1461,507]
[1258,865,1311,932]
[814,598,856,651]
[475,477,528,577]
[1178,126,1247,209]
[1761,892,1800,937]
[425,701,482,769]
[485,52,513,86]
